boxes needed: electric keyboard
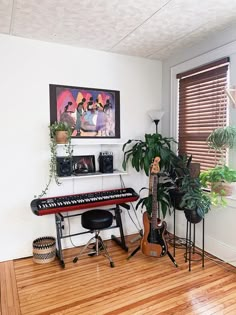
[31,187,139,216]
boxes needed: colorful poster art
[50,84,120,138]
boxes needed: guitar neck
[151,175,158,227]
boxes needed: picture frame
[72,155,96,175]
[49,84,120,138]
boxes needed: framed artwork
[72,155,96,174]
[49,84,120,138]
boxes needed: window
[177,57,230,170]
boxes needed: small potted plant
[37,121,73,198]
[178,175,211,222]
[50,121,73,144]
[200,165,236,196]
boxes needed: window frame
[170,44,236,169]
[176,58,229,170]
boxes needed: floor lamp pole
[154,119,160,134]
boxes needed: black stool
[73,209,115,267]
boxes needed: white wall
[0,34,162,262]
[162,24,236,266]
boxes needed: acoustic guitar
[141,156,168,257]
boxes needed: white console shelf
[57,140,127,178]
[59,170,127,180]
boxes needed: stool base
[73,230,115,268]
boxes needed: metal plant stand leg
[202,218,205,268]
[173,206,176,257]
[185,213,205,272]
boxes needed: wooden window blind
[177,57,230,170]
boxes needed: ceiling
[1,0,236,60]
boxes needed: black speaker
[56,157,72,177]
[99,152,113,173]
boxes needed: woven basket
[32,236,56,264]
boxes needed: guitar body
[141,211,168,257]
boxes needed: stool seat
[73,209,115,267]
[82,209,113,230]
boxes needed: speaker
[99,152,113,173]
[56,157,72,177]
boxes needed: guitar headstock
[151,156,160,174]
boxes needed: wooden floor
[1,235,236,315]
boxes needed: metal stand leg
[173,206,176,257]
[189,214,192,271]
[55,214,65,268]
[111,205,128,251]
[97,235,115,267]
[126,245,141,260]
[184,212,205,271]
[167,251,178,267]
[73,235,96,262]
[185,218,188,263]
[73,231,114,267]
[202,218,205,268]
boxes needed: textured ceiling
[1,0,236,60]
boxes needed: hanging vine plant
[207,126,236,151]
[36,121,73,198]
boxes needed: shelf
[57,140,126,146]
[58,170,128,180]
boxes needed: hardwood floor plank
[1,235,235,315]
[0,261,21,315]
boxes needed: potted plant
[168,154,193,209]
[167,155,211,222]
[204,125,236,206]
[50,121,73,144]
[122,133,179,218]
[178,175,211,222]
[37,121,73,198]
[200,165,236,197]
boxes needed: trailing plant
[200,165,236,187]
[199,165,236,204]
[36,121,73,198]
[207,126,236,151]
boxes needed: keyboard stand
[111,204,129,251]
[55,204,128,268]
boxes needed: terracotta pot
[55,131,69,144]
[211,182,234,196]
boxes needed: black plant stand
[173,206,205,271]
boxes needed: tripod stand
[127,236,178,268]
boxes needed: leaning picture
[49,84,120,138]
